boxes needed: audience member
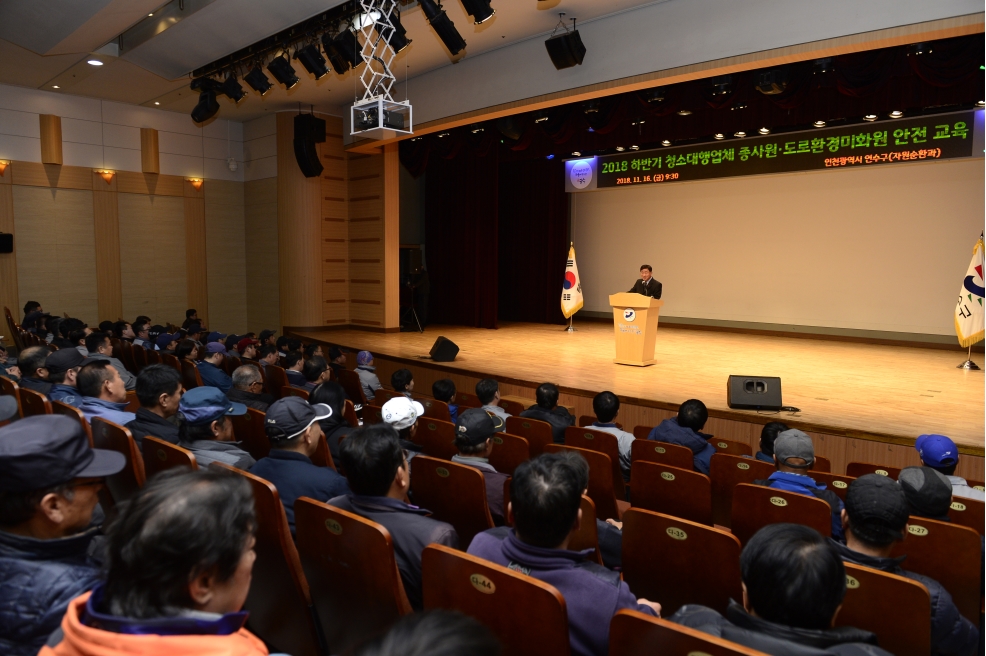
[69,328,90,356]
[287,338,302,354]
[275,336,290,358]
[78,361,136,426]
[356,350,382,400]
[756,429,844,541]
[256,345,279,368]
[251,397,350,534]
[227,365,275,411]
[259,329,277,348]
[380,396,425,453]
[310,381,352,464]
[0,346,19,381]
[391,368,414,397]
[898,466,953,521]
[198,342,233,393]
[452,408,509,524]
[0,415,125,656]
[648,399,714,473]
[22,300,41,324]
[22,310,47,335]
[85,332,136,391]
[519,382,575,443]
[468,453,659,656]
[330,423,458,610]
[432,378,459,422]
[16,345,53,395]
[46,348,87,408]
[178,387,254,469]
[97,320,114,334]
[670,523,892,656]
[175,338,200,362]
[352,610,501,656]
[300,356,331,391]
[185,323,205,343]
[304,343,324,360]
[125,364,184,446]
[131,321,154,349]
[279,351,301,385]
[237,338,260,361]
[832,474,979,656]
[915,434,985,502]
[41,469,265,655]
[327,345,348,377]
[206,331,226,345]
[134,315,151,329]
[560,450,624,569]
[589,391,633,480]
[180,308,200,329]
[113,321,135,343]
[52,318,86,350]
[757,421,790,463]
[156,332,178,353]
[476,378,510,427]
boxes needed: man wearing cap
[16,345,53,395]
[0,415,125,655]
[453,408,510,525]
[155,331,178,354]
[185,322,205,343]
[125,365,184,447]
[898,466,954,522]
[178,387,254,469]
[206,331,226,345]
[832,474,979,656]
[251,397,350,535]
[237,337,260,361]
[380,396,426,454]
[756,429,845,542]
[915,434,985,502]
[197,342,233,393]
[356,350,383,401]
[46,348,88,408]
[78,361,136,426]
[85,332,136,391]
[227,365,275,411]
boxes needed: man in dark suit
[628,264,662,298]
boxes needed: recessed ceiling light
[87,59,103,66]
[661,140,671,146]
[154,101,160,105]
[759,127,770,135]
[629,145,639,151]
[813,120,826,128]
[148,13,153,16]
[889,110,903,119]
[571,151,581,156]
[863,114,878,122]
[734,131,746,137]
[52,85,59,89]
[677,109,692,116]
[714,133,724,140]
[615,146,625,152]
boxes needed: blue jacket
[49,384,83,408]
[197,361,232,393]
[755,451,774,463]
[251,450,350,535]
[80,397,136,426]
[0,527,102,656]
[762,471,845,542]
[648,418,716,474]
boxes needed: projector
[355,107,405,131]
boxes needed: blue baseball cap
[205,342,227,355]
[155,332,178,349]
[915,434,958,469]
[206,331,227,344]
[180,387,247,425]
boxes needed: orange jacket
[41,592,269,656]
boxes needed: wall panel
[204,179,248,334]
[0,170,19,321]
[244,177,279,334]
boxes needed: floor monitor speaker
[430,336,459,362]
[727,375,782,411]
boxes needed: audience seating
[807,471,855,501]
[545,444,628,521]
[837,562,931,656]
[141,435,197,478]
[845,461,901,479]
[224,354,241,375]
[124,390,140,413]
[497,398,525,415]
[709,453,774,527]
[630,437,694,471]
[609,609,766,656]
[362,404,383,425]
[295,498,411,653]
[571,495,604,565]
[730,483,832,545]
[812,455,832,472]
[422,543,570,656]
[415,418,458,460]
[90,418,146,505]
[947,496,984,535]
[343,399,359,427]
[488,433,530,477]
[180,359,203,390]
[230,407,271,460]
[51,400,92,445]
[282,386,310,401]
[631,425,653,441]
[18,387,51,417]
[372,388,402,405]
[578,415,622,429]
[454,391,482,409]
[0,376,22,419]
[621,508,742,616]
[709,437,752,457]
[629,461,712,525]
[418,396,452,422]
[160,352,181,372]
[264,364,289,400]
[505,416,554,457]
[410,456,494,548]
[889,516,981,623]
[119,341,138,374]
[337,369,369,408]
[209,462,323,656]
[967,479,985,490]
[564,426,627,500]
[132,344,147,372]
[3,307,24,351]
[310,434,335,470]
[145,349,161,365]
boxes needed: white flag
[954,234,985,348]
[561,244,583,319]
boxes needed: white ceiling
[0,0,664,122]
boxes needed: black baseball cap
[186,323,204,335]
[45,348,88,374]
[265,396,332,442]
[844,474,909,544]
[259,329,276,342]
[0,415,126,491]
[455,408,503,446]
[898,466,953,519]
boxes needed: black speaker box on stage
[0,233,11,253]
[430,336,459,362]
[293,114,326,178]
[727,375,783,410]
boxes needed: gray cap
[898,466,952,519]
[774,429,815,468]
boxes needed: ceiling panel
[0,39,84,88]
[68,59,188,105]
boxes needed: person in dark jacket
[627,264,662,298]
[46,348,87,408]
[431,377,459,422]
[196,342,233,393]
[300,356,332,391]
[329,423,457,611]
[251,397,350,535]
[897,466,954,521]
[226,364,275,411]
[647,398,715,473]
[284,351,307,388]
[125,365,184,447]
[757,421,789,463]
[178,387,254,470]
[328,345,349,378]
[833,475,979,656]
[519,382,574,443]
[0,415,126,656]
[16,345,53,395]
[450,408,510,525]
[391,368,415,398]
[310,381,352,464]
[559,449,624,570]
[468,453,659,656]
[671,523,892,656]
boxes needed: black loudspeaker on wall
[293,114,326,178]
[727,375,783,411]
[430,336,459,362]
[0,233,12,254]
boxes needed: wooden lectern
[609,293,664,366]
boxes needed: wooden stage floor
[293,322,984,455]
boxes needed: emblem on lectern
[623,309,636,322]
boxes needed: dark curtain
[497,158,569,324]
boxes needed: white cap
[382,396,425,430]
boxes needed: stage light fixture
[629,145,639,150]
[908,43,932,56]
[661,140,671,146]
[709,75,732,97]
[813,120,826,128]
[583,101,600,114]
[714,133,725,140]
[245,66,274,95]
[546,154,554,159]
[267,55,299,89]
[534,113,549,123]
[571,151,581,156]
[437,132,450,138]
[52,85,59,89]
[758,127,770,135]
[677,109,692,116]
[640,88,666,104]
[221,75,246,103]
[419,0,466,56]
[384,10,412,53]
[322,29,362,72]
[615,146,625,152]
[734,130,746,137]
[863,114,878,122]
[295,44,329,79]
[756,69,788,95]
[190,78,221,123]
[631,118,646,126]
[978,100,986,107]
[154,101,160,105]
[813,57,834,74]
[470,125,484,134]
[889,110,904,119]
[460,0,495,24]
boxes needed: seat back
[621,508,742,616]
[337,369,368,407]
[630,461,712,525]
[119,340,137,374]
[90,418,145,504]
[846,461,901,479]
[124,390,140,413]
[505,416,554,456]
[609,609,768,656]
[0,376,22,419]
[837,562,930,656]
[145,349,161,365]
[372,388,401,404]
[224,354,242,375]
[4,306,24,351]
[409,455,494,548]
[709,453,775,527]
[889,516,981,622]
[947,496,984,535]
[807,471,855,502]
[416,418,458,461]
[131,344,147,372]
[812,455,831,472]
[264,364,289,400]
[230,407,271,460]
[180,359,202,390]
[710,437,752,457]
[18,387,51,417]
[544,444,622,521]
[488,433,530,477]
[160,353,181,372]
[51,400,92,445]
[497,398,525,416]
[422,543,570,656]
[455,391,482,409]
[418,396,452,422]
[362,403,383,425]
[630,438,694,471]
[295,498,411,653]
[730,483,832,545]
[141,436,197,478]
[570,494,603,565]
[282,385,310,401]
[564,425,626,498]
[310,434,335,470]
[344,399,359,427]
[208,462,322,656]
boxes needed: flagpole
[957,232,984,370]
[565,315,576,332]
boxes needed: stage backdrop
[573,157,983,337]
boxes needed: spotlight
[631,118,646,126]
[583,101,600,114]
[615,146,625,152]
[437,132,449,138]
[419,0,466,56]
[295,44,329,80]
[755,69,788,95]
[190,78,221,123]
[734,131,746,137]
[245,66,274,95]
[571,151,581,156]
[640,88,666,104]
[714,133,725,140]
[384,10,412,53]
[759,127,770,135]
[154,101,160,105]
[908,43,932,56]
[470,125,484,134]
[52,85,59,89]
[221,75,246,103]
[889,110,904,119]
[677,109,692,116]
[534,113,549,123]
[813,57,834,74]
[323,29,362,72]
[863,114,878,122]
[731,102,748,111]
[267,55,299,89]
[544,16,585,70]
[629,145,639,150]
[661,140,671,146]
[978,100,986,107]
[460,0,495,24]
[813,120,826,128]
[709,75,732,97]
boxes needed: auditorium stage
[291,322,985,475]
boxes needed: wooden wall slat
[11,162,92,190]
[184,196,209,327]
[92,189,122,321]
[0,181,18,322]
[244,177,280,334]
[116,171,184,196]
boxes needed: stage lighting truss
[350,0,413,138]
